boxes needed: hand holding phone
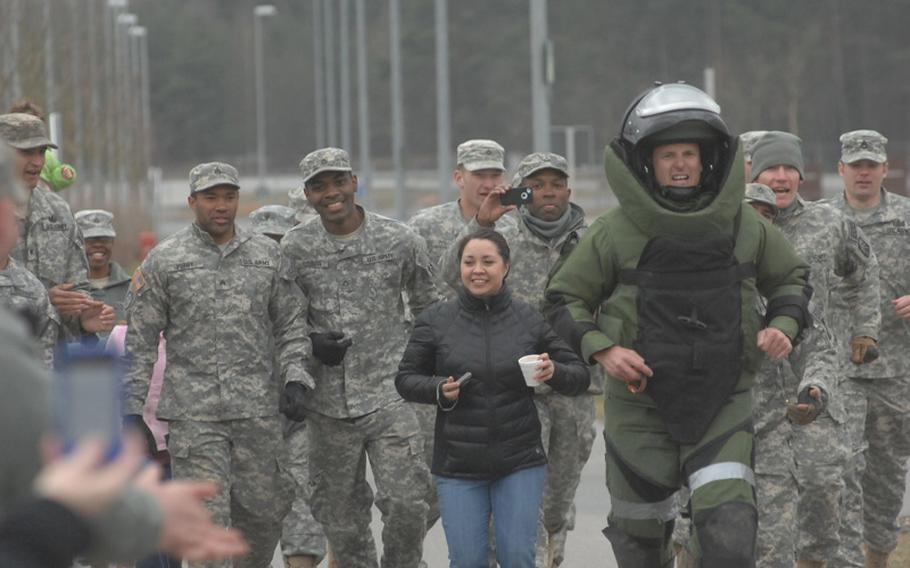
[499,186,533,206]
[54,344,123,461]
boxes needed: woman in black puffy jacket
[396,228,588,568]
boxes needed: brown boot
[865,545,890,568]
[795,560,826,568]
[285,555,318,568]
[327,546,339,568]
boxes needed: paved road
[271,421,910,567]
[269,422,619,567]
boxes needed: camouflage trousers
[306,400,430,568]
[279,418,327,563]
[532,392,597,567]
[832,377,910,567]
[753,414,797,568]
[792,413,848,562]
[168,415,292,568]
[413,402,441,530]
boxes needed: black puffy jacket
[396,285,589,479]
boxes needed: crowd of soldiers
[0,79,908,568]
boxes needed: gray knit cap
[750,131,804,181]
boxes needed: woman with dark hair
[396,228,589,568]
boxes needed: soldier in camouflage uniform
[742,182,839,567]
[281,148,438,568]
[752,132,881,568]
[249,204,328,568]
[824,130,910,568]
[75,209,131,324]
[0,112,113,337]
[744,182,778,221]
[289,185,318,224]
[249,204,297,243]
[406,139,516,551]
[125,162,312,568]
[408,139,517,299]
[0,255,59,366]
[508,154,599,568]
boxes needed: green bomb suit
[545,144,811,566]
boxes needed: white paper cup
[519,355,542,387]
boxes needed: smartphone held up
[54,343,124,461]
[499,186,533,206]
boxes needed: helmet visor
[635,84,721,119]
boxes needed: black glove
[310,331,353,366]
[123,414,157,456]
[786,387,827,425]
[280,381,309,422]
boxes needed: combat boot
[795,559,826,568]
[284,555,317,568]
[864,545,890,568]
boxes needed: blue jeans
[436,465,546,568]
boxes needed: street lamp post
[354,0,372,207]
[116,12,138,209]
[104,0,127,204]
[129,26,150,175]
[435,0,452,203]
[389,0,405,220]
[529,0,552,152]
[253,4,277,194]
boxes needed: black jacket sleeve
[534,314,590,396]
[0,498,91,568]
[396,310,445,404]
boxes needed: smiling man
[0,112,111,337]
[74,209,131,324]
[751,131,881,568]
[281,147,440,568]
[124,161,313,568]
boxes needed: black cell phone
[500,186,533,206]
[54,344,124,461]
[455,372,472,387]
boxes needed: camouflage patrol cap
[288,185,317,223]
[0,113,58,150]
[510,152,569,186]
[188,162,240,195]
[249,204,297,237]
[299,147,352,184]
[840,130,887,164]
[740,130,768,162]
[744,183,778,213]
[456,139,505,171]
[75,209,117,239]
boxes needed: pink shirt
[107,325,169,451]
